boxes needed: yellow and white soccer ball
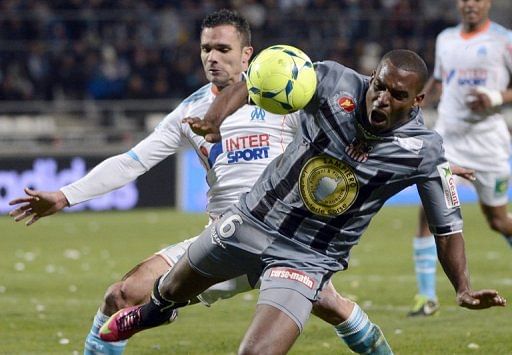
[246,45,317,114]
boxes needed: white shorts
[455,172,509,207]
[435,117,511,174]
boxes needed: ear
[414,93,425,107]
[242,46,254,69]
[368,70,377,86]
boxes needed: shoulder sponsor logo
[337,96,356,113]
[269,267,315,289]
[299,155,359,216]
[437,162,460,208]
[226,134,270,163]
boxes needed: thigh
[155,236,199,266]
[121,254,171,293]
[187,209,269,281]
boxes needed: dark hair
[201,9,251,47]
[380,49,429,91]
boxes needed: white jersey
[433,21,512,172]
[61,83,300,215]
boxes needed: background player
[9,9,391,355]
[408,0,512,317]
[101,49,506,354]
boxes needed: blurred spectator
[87,45,129,100]
[0,0,508,102]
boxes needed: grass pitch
[1,204,510,354]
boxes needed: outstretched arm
[9,153,147,226]
[435,233,506,309]
[183,81,248,142]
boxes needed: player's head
[458,0,491,31]
[365,49,428,134]
[200,9,253,90]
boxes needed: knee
[487,215,506,234]
[312,285,355,325]
[103,280,147,313]
[238,338,271,355]
[158,269,189,302]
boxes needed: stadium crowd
[0,0,467,102]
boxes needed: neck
[462,18,490,34]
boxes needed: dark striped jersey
[237,61,463,271]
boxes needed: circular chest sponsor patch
[299,155,359,216]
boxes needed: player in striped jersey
[101,49,506,353]
[409,0,512,317]
[9,9,392,355]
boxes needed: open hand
[8,188,69,226]
[182,117,221,143]
[449,163,475,181]
[457,289,506,310]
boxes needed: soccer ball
[246,45,317,115]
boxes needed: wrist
[475,86,503,107]
[57,190,71,207]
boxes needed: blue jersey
[237,61,463,270]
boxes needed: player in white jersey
[409,0,512,317]
[9,9,392,355]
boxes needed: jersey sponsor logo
[447,68,488,86]
[226,134,270,163]
[337,96,356,113]
[268,267,315,289]
[299,155,359,216]
[437,162,460,208]
[250,107,266,121]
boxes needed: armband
[475,86,503,107]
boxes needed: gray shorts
[187,207,334,330]
[156,237,254,306]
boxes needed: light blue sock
[413,235,437,300]
[334,304,393,354]
[502,234,512,247]
[84,309,127,355]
